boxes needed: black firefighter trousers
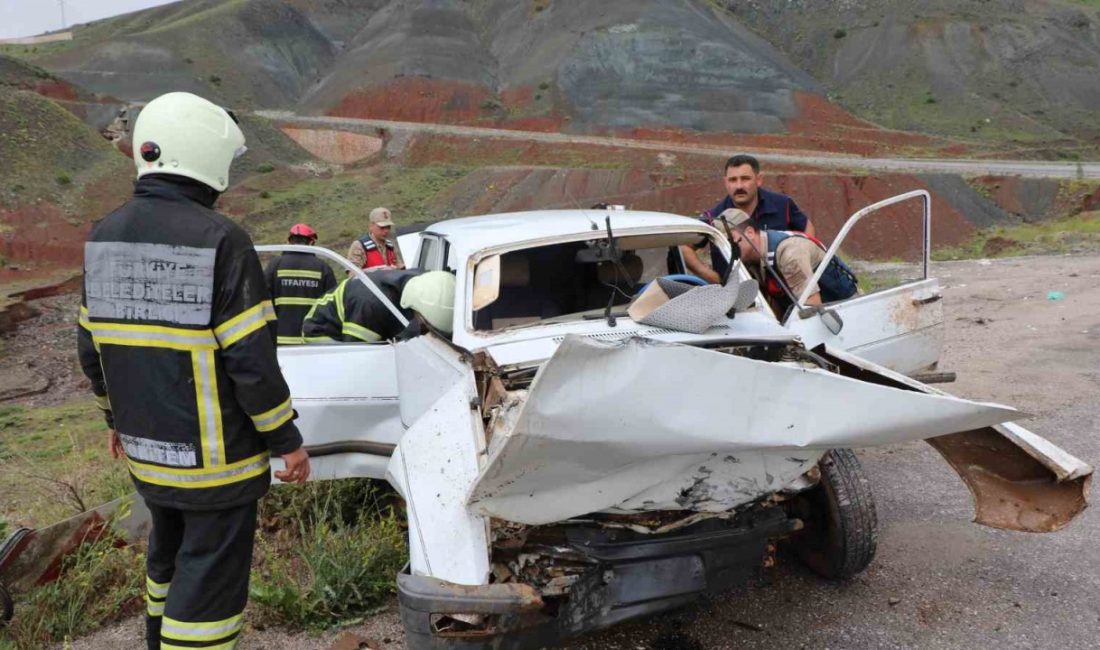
[144,500,258,650]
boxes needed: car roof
[422,210,710,258]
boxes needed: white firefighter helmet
[401,271,456,334]
[131,92,246,192]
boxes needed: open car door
[783,190,942,376]
[257,244,410,482]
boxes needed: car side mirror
[820,308,844,335]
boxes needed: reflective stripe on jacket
[357,236,399,269]
[302,270,421,343]
[263,252,337,344]
[77,175,303,510]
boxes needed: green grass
[0,54,56,87]
[1,509,144,650]
[0,41,76,61]
[932,211,1100,260]
[142,0,249,35]
[0,400,132,529]
[0,87,131,212]
[233,165,470,248]
[251,479,407,631]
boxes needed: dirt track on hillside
[38,253,1100,650]
[257,111,1100,180]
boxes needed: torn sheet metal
[817,344,1092,532]
[467,336,1019,525]
[387,382,491,586]
[387,335,491,586]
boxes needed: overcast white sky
[0,0,182,39]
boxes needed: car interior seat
[474,253,562,330]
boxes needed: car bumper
[398,508,799,650]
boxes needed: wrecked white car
[263,191,1091,649]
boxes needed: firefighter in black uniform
[303,269,455,343]
[77,92,311,650]
[263,223,337,345]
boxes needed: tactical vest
[763,230,859,303]
[358,235,398,269]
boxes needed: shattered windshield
[471,231,721,331]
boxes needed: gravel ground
[0,293,87,408]
[35,254,1100,650]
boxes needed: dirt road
[55,254,1100,650]
[255,111,1100,180]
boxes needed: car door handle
[912,293,942,306]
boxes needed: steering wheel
[634,273,708,296]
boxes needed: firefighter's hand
[276,447,311,484]
[108,429,125,459]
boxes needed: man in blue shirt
[684,154,816,283]
[703,154,816,237]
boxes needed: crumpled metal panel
[467,336,1019,525]
[817,344,1092,533]
[387,337,491,586]
[388,382,491,586]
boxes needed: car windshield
[471,231,723,331]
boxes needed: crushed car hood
[466,336,1020,525]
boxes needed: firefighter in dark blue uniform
[264,223,337,345]
[702,153,815,236]
[77,92,311,650]
[685,153,818,283]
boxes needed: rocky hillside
[16,0,835,137]
[9,0,1099,150]
[725,0,1100,148]
[302,0,824,135]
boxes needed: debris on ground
[328,631,382,650]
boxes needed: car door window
[417,234,450,271]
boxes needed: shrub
[833,27,847,39]
[258,477,395,530]
[251,479,407,630]
[259,190,271,199]
[209,74,222,85]
[257,162,275,173]
[55,173,71,186]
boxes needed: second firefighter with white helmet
[302,270,456,343]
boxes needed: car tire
[790,448,878,580]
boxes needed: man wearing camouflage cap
[348,207,405,271]
[720,208,858,314]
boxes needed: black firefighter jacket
[263,251,336,345]
[302,269,421,343]
[78,175,303,511]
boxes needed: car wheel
[790,448,878,579]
